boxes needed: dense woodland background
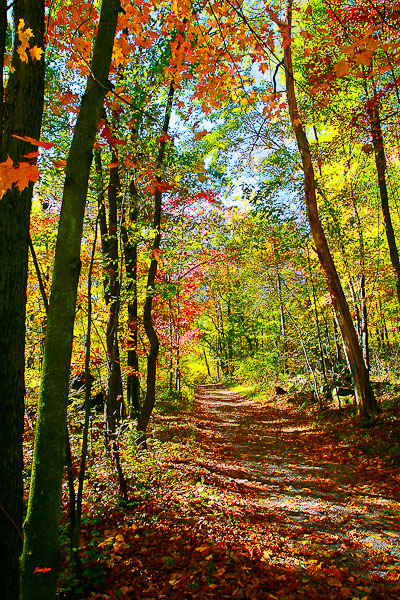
[1,0,400,598]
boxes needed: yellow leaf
[3,54,11,66]
[17,46,28,62]
[29,46,43,61]
[115,534,124,542]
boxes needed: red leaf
[12,134,54,149]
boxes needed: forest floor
[59,384,400,600]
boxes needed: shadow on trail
[185,384,400,599]
[84,384,400,599]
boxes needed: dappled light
[2,0,400,598]
[50,384,400,599]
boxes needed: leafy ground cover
[51,385,400,599]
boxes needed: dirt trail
[191,384,400,599]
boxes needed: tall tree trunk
[307,249,327,381]
[332,311,342,368]
[168,293,174,391]
[105,152,124,433]
[95,149,125,430]
[20,3,120,598]
[122,178,141,419]
[0,3,45,599]
[349,177,370,370]
[369,103,400,307]
[175,286,181,391]
[137,82,175,435]
[70,216,98,578]
[203,350,211,379]
[282,1,378,418]
[276,271,288,373]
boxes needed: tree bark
[0,3,44,599]
[282,0,378,418]
[137,82,175,435]
[369,104,400,307]
[105,152,124,433]
[20,2,120,598]
[122,178,141,419]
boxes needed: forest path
[190,384,400,599]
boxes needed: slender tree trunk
[369,104,400,307]
[122,179,141,419]
[350,180,370,370]
[168,292,174,391]
[308,269,327,381]
[0,3,45,599]
[105,153,124,433]
[360,274,370,370]
[203,350,211,379]
[137,82,175,435]
[282,1,378,418]
[95,150,124,431]
[332,311,342,368]
[65,433,76,553]
[71,217,98,578]
[276,271,288,373]
[20,3,120,598]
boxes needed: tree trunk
[137,82,175,435]
[307,260,327,381]
[70,217,98,578]
[105,152,124,433]
[369,104,400,307]
[282,1,378,418]
[0,3,44,599]
[20,3,120,598]
[276,271,288,373]
[122,178,141,419]
[95,149,125,431]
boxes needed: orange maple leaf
[14,162,39,191]
[29,46,44,61]
[0,156,39,199]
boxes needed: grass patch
[226,381,266,402]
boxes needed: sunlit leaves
[16,19,34,62]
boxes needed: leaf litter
[58,384,400,599]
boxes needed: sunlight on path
[193,384,400,598]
